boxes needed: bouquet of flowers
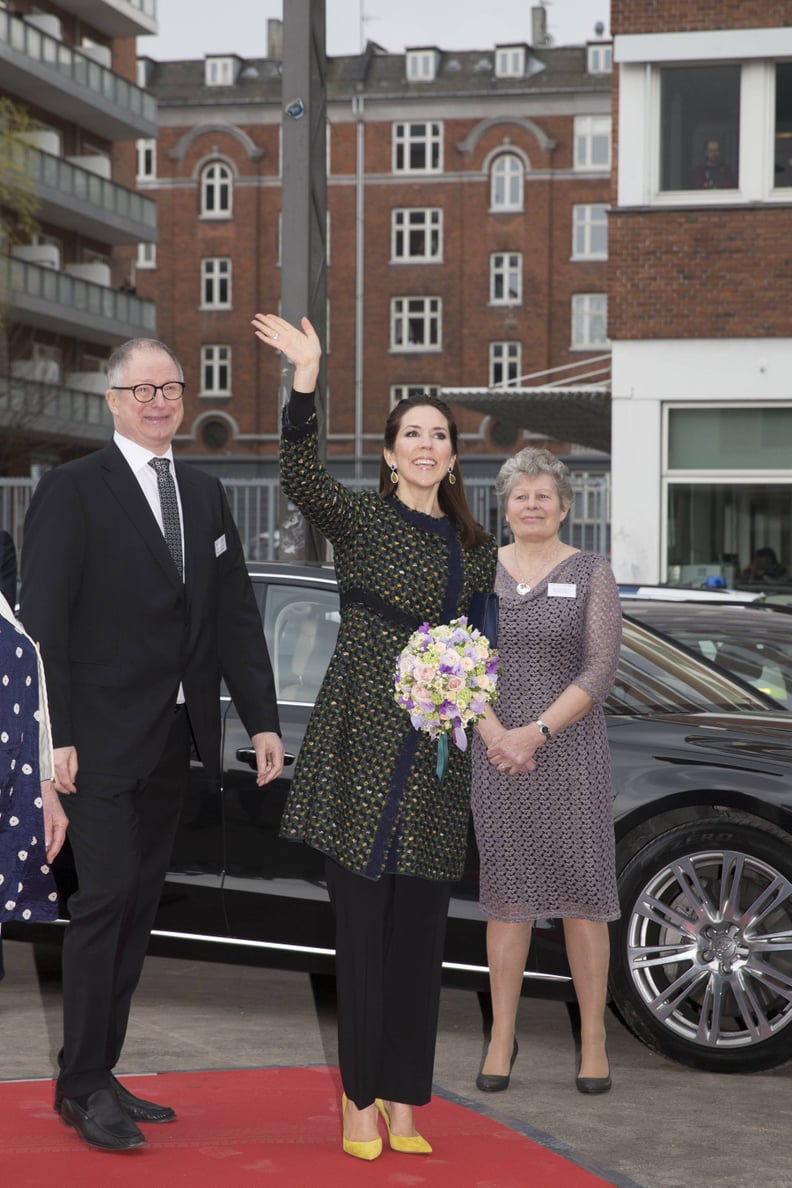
[394,616,500,780]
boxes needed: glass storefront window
[667,483,792,591]
[666,406,792,591]
[668,406,792,470]
[660,65,740,191]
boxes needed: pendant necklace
[513,543,532,596]
[512,542,560,597]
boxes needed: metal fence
[219,475,610,560]
[2,473,610,562]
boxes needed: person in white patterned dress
[0,590,68,981]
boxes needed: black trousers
[57,705,189,1099]
[324,857,451,1109]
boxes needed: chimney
[267,18,283,59]
[531,5,547,47]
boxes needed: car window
[664,630,791,710]
[262,583,340,704]
[625,606,792,711]
[608,621,770,716]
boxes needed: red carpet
[0,1066,627,1187]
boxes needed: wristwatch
[535,718,552,740]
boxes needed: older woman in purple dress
[472,448,622,1094]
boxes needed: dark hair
[107,338,183,387]
[378,394,487,550]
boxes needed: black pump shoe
[575,1052,612,1095]
[476,1038,518,1093]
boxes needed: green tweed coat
[279,412,497,882]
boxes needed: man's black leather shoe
[112,1075,176,1123]
[60,1088,147,1151]
[55,1076,176,1124]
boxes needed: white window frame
[200,345,231,397]
[392,121,443,174]
[660,400,792,586]
[200,257,231,310]
[204,57,237,87]
[490,252,523,305]
[574,116,612,172]
[572,204,608,259]
[618,50,792,206]
[571,294,608,349]
[489,342,522,388]
[136,242,157,269]
[390,384,441,409]
[391,208,443,263]
[390,297,442,352]
[587,44,613,74]
[495,46,526,78]
[490,153,524,211]
[136,138,155,180]
[200,161,233,219]
[406,50,439,81]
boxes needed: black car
[13,564,792,1075]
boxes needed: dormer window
[205,56,239,87]
[587,43,613,74]
[136,57,152,88]
[495,45,527,79]
[406,49,439,82]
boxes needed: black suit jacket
[20,442,279,777]
[0,529,17,607]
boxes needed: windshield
[608,620,771,716]
[624,605,792,710]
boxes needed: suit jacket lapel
[99,443,183,591]
[174,462,204,593]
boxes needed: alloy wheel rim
[626,849,792,1049]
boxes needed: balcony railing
[0,373,114,445]
[3,257,156,344]
[21,144,157,243]
[54,1,158,39]
[0,10,157,139]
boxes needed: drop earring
[447,466,456,486]
[390,463,398,485]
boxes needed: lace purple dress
[471,552,622,923]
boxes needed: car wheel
[611,820,792,1072]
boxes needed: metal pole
[354,92,364,479]
[279,0,327,563]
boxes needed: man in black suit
[0,528,17,606]
[21,338,283,1152]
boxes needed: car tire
[611,819,792,1072]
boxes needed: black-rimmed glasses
[111,382,185,403]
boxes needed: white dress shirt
[113,431,185,556]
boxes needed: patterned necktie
[148,456,183,579]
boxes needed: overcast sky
[143,0,610,61]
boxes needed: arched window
[490,153,523,211]
[201,161,233,218]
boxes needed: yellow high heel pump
[341,1093,383,1161]
[374,1098,432,1155]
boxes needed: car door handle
[236,747,295,768]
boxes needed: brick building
[136,11,613,480]
[0,0,158,490]
[609,1,792,585]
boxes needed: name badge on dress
[214,534,227,557]
[548,582,576,598]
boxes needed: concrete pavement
[2,940,789,1187]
